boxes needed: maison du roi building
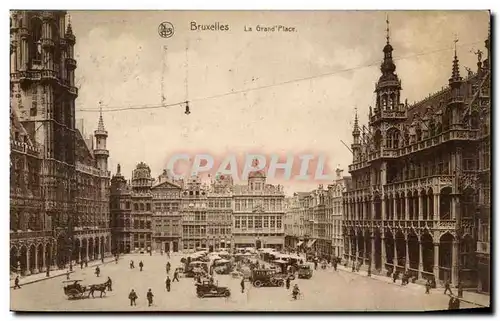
[110,166,286,253]
[343,25,490,293]
[10,10,112,277]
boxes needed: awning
[296,241,304,247]
[306,239,317,247]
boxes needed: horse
[88,280,110,298]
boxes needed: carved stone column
[405,196,410,220]
[381,236,386,272]
[405,237,410,270]
[418,194,423,221]
[452,240,459,286]
[434,194,440,221]
[433,242,440,284]
[418,240,423,278]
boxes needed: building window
[30,18,43,64]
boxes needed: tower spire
[97,101,106,132]
[386,14,390,45]
[450,35,461,82]
[66,12,73,34]
[353,108,360,135]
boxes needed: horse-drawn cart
[63,279,110,299]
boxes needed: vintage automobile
[250,269,285,287]
[196,280,231,298]
[297,264,313,279]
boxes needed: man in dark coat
[173,270,180,282]
[129,289,138,306]
[147,289,154,306]
[139,261,144,272]
[14,276,21,289]
[166,276,171,292]
[240,278,245,293]
[107,277,113,291]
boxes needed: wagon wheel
[197,291,204,298]
[277,279,284,287]
[224,290,230,297]
[67,288,82,299]
[253,280,262,288]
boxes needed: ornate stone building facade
[151,170,182,253]
[181,176,208,250]
[284,192,308,249]
[110,163,153,253]
[328,168,351,257]
[207,174,233,251]
[232,170,285,250]
[343,25,490,289]
[10,10,111,277]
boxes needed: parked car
[196,281,231,298]
[249,269,284,287]
[297,264,313,279]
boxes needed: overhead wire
[76,40,483,113]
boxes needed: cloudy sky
[70,10,489,194]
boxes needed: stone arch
[420,189,428,220]
[440,187,452,220]
[374,130,382,150]
[19,245,28,275]
[384,229,395,269]
[81,238,88,261]
[100,236,105,257]
[88,238,94,261]
[461,187,476,219]
[10,245,19,273]
[37,243,44,271]
[427,187,434,219]
[407,229,419,271]
[94,237,99,260]
[56,233,67,268]
[386,127,400,149]
[29,243,36,273]
[73,238,81,262]
[29,17,43,62]
[420,231,434,275]
[439,232,454,281]
[395,229,406,270]
[374,193,382,220]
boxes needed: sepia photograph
[8,9,491,312]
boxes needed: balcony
[10,230,52,240]
[476,241,490,254]
[93,149,109,157]
[448,95,465,104]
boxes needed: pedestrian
[448,295,454,310]
[333,261,338,271]
[66,270,71,280]
[128,289,138,306]
[14,275,21,289]
[139,261,144,272]
[457,281,463,298]
[453,297,461,309]
[107,277,113,291]
[392,271,398,283]
[80,260,84,269]
[85,260,88,268]
[425,280,431,294]
[166,276,171,292]
[286,276,291,290]
[314,261,318,270]
[130,260,134,269]
[173,270,180,282]
[95,266,100,277]
[167,251,170,259]
[367,267,371,277]
[147,289,154,306]
[115,256,119,264]
[444,279,453,295]
[240,278,245,293]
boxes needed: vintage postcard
[9,10,491,311]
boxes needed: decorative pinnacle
[66,13,73,34]
[451,35,461,80]
[97,101,106,132]
[353,107,360,134]
[386,14,390,44]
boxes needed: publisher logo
[158,21,174,38]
